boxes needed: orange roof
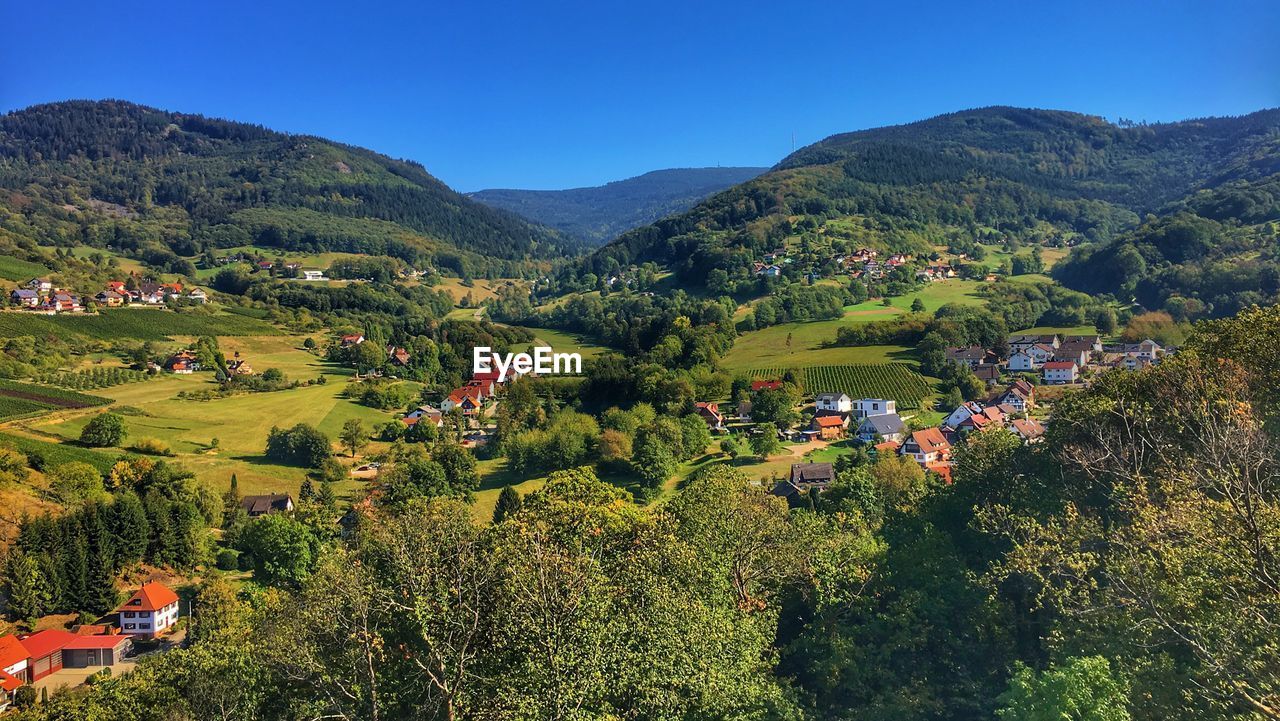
[909,427,951,454]
[874,440,901,453]
[814,415,844,428]
[1042,361,1076,370]
[0,635,29,669]
[925,461,953,483]
[116,581,179,613]
[18,630,76,660]
[0,670,20,692]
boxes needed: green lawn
[0,255,51,282]
[511,326,609,360]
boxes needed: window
[124,623,136,630]
[124,612,134,619]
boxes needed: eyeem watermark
[473,346,582,382]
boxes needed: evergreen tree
[111,490,150,565]
[5,550,52,621]
[493,485,522,524]
[144,492,177,566]
[61,528,89,612]
[299,478,316,503]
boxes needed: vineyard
[0,309,280,341]
[0,432,116,473]
[0,379,111,421]
[32,367,155,390]
[749,364,932,409]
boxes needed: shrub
[80,412,127,447]
[130,438,174,456]
[215,548,240,571]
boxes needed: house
[43,293,81,313]
[95,290,125,307]
[442,384,486,415]
[1122,339,1163,361]
[943,401,984,429]
[946,346,993,370]
[695,402,726,431]
[811,414,846,440]
[1064,334,1104,353]
[1042,361,1079,384]
[900,427,952,466]
[18,630,76,681]
[1008,334,1059,354]
[750,379,783,392]
[387,346,411,367]
[104,281,127,294]
[1010,418,1046,444]
[187,288,209,304]
[956,405,1006,433]
[117,581,180,639]
[734,399,752,421]
[1007,350,1036,372]
[227,359,254,375]
[815,392,853,413]
[0,635,29,709]
[1054,340,1094,366]
[61,634,132,669]
[164,351,200,374]
[990,379,1036,412]
[341,334,366,347]
[257,261,275,271]
[770,462,836,501]
[302,270,325,281]
[404,406,444,427]
[856,413,906,443]
[241,494,295,517]
[1027,343,1056,366]
[974,364,1002,386]
[135,283,167,304]
[852,398,896,420]
[25,278,52,293]
[752,263,783,277]
[9,289,38,307]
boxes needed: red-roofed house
[901,427,952,466]
[117,581,180,638]
[810,414,846,440]
[751,379,783,392]
[1041,361,1079,385]
[695,402,725,431]
[62,634,133,668]
[18,630,75,681]
[0,635,29,688]
[442,384,486,416]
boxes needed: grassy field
[844,279,985,315]
[0,308,280,341]
[11,337,396,499]
[0,255,51,282]
[0,380,111,420]
[512,326,609,360]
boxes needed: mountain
[575,106,1280,317]
[468,167,765,244]
[0,100,579,278]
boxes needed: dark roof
[789,462,835,486]
[859,413,905,435]
[240,494,294,515]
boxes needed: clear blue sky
[4,0,1277,191]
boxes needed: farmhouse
[241,494,295,517]
[1010,418,1047,443]
[695,401,726,431]
[404,406,444,427]
[771,462,836,502]
[341,334,366,347]
[9,289,39,307]
[945,346,992,370]
[117,581,180,639]
[95,290,125,307]
[901,427,952,466]
[25,278,52,293]
[750,379,782,392]
[43,293,81,313]
[187,288,208,304]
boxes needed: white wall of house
[852,398,895,419]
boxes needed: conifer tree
[493,485,522,524]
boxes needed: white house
[25,278,53,293]
[1041,361,1079,384]
[1007,351,1036,372]
[302,270,326,281]
[852,398,896,420]
[943,401,984,429]
[815,393,853,414]
[117,581,180,639]
[1027,344,1056,366]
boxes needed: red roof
[1042,361,1076,370]
[63,635,131,650]
[751,380,782,392]
[0,635,29,669]
[18,630,76,660]
[0,670,21,692]
[472,371,502,382]
[116,581,179,613]
[814,415,844,428]
[909,427,951,454]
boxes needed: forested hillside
[0,100,579,278]
[571,107,1280,318]
[469,166,765,244]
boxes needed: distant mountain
[0,100,578,278]
[574,106,1280,318]
[469,167,766,245]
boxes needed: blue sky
[4,0,1277,191]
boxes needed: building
[25,278,53,293]
[387,346,411,367]
[856,413,906,443]
[990,380,1036,412]
[187,288,209,304]
[240,494,295,517]
[1010,418,1046,444]
[974,364,1002,386]
[945,346,992,369]
[302,270,325,281]
[0,635,29,685]
[62,635,132,669]
[851,398,896,420]
[815,392,853,413]
[43,293,81,313]
[117,581,180,639]
[943,401,985,429]
[695,402,726,431]
[18,630,76,681]
[1042,361,1079,384]
[1008,334,1059,354]
[404,406,444,428]
[750,379,782,392]
[900,427,952,466]
[811,414,845,440]
[1007,350,1036,372]
[340,334,366,347]
[442,384,486,416]
[9,289,39,307]
[770,462,836,502]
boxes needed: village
[6,278,208,314]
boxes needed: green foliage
[997,657,1130,721]
[80,412,127,447]
[265,424,332,468]
[0,310,280,342]
[238,513,319,587]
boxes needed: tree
[750,426,782,459]
[111,490,150,565]
[266,424,332,468]
[598,429,633,466]
[433,442,478,493]
[997,657,1130,721]
[1094,307,1118,335]
[632,438,677,491]
[493,485,522,524]
[5,550,52,621]
[47,462,105,504]
[911,297,926,313]
[239,513,318,587]
[80,412,126,447]
[340,418,369,458]
[678,414,713,461]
